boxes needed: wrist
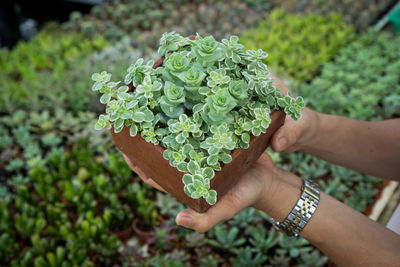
[254,167,303,221]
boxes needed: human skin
[123,75,400,266]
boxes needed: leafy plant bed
[0,29,108,114]
[0,134,158,266]
[279,0,397,31]
[62,0,275,54]
[298,30,400,120]
[240,9,355,83]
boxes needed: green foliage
[299,30,400,120]
[276,235,313,258]
[126,183,157,226]
[345,182,379,212]
[231,246,267,267]
[62,0,274,54]
[319,177,349,201]
[142,249,191,267]
[92,32,304,205]
[196,252,223,267]
[0,126,158,266]
[241,9,355,82]
[0,29,108,114]
[248,225,277,253]
[279,0,395,31]
[208,224,246,252]
[229,207,266,228]
[298,250,328,267]
[0,109,106,180]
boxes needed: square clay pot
[111,110,285,213]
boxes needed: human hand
[175,153,283,232]
[124,152,282,232]
[268,74,319,153]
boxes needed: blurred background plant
[0,0,398,265]
[298,30,400,120]
[240,9,356,83]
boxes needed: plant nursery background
[0,0,399,266]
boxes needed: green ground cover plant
[240,9,355,82]
[279,0,396,31]
[0,28,108,114]
[63,0,274,54]
[0,32,156,115]
[298,30,400,120]
[0,136,157,266]
[0,108,102,177]
[92,32,304,205]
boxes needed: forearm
[301,111,400,180]
[259,169,400,267]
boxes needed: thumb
[176,208,224,233]
[270,121,299,153]
[176,189,250,232]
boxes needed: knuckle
[196,216,213,233]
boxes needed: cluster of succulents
[240,9,355,82]
[92,32,304,205]
[0,29,108,114]
[0,108,110,181]
[298,30,400,120]
[62,0,274,54]
[0,136,159,266]
[279,0,396,31]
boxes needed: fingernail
[278,136,287,150]
[176,214,193,227]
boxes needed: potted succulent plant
[91,32,304,212]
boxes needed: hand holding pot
[268,74,319,153]
[124,152,283,232]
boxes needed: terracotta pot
[109,220,134,243]
[112,110,284,213]
[111,35,286,213]
[132,218,152,245]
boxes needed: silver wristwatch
[271,179,320,237]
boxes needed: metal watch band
[271,179,320,237]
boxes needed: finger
[269,73,289,95]
[176,187,254,232]
[270,118,300,153]
[123,154,166,193]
